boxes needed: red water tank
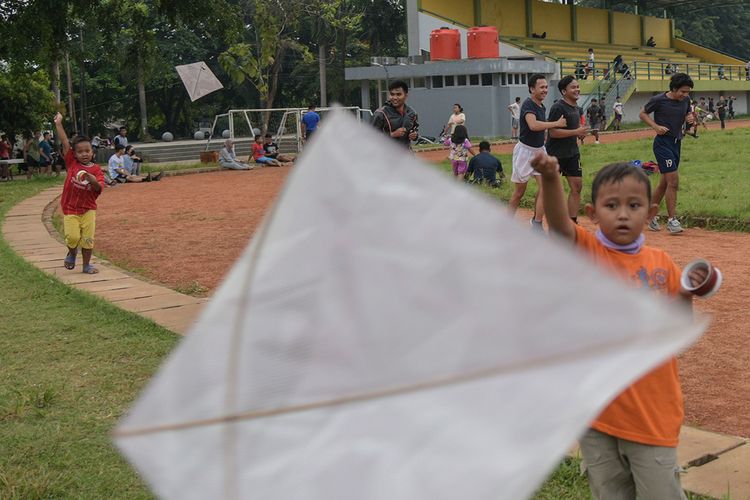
[430,28,461,61]
[467,26,500,59]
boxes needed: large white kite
[115,110,705,500]
[175,61,223,102]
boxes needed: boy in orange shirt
[533,152,714,499]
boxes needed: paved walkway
[2,186,206,334]
[3,186,748,499]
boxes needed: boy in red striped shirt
[54,112,105,274]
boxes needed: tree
[219,0,313,131]
[0,67,56,134]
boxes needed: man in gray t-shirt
[639,73,694,234]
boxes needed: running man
[586,98,603,144]
[639,73,695,234]
[546,75,589,224]
[508,73,566,230]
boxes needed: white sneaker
[595,140,600,144]
[666,218,684,234]
[530,218,544,232]
[648,217,661,231]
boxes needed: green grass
[534,457,592,499]
[141,161,219,173]
[438,126,750,229]
[0,178,178,498]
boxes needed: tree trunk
[319,44,327,107]
[136,48,150,141]
[65,52,78,135]
[51,58,61,105]
[338,31,347,103]
[262,48,285,134]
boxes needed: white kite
[115,110,705,500]
[175,61,223,102]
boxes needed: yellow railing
[631,61,748,81]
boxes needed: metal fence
[205,107,373,153]
[631,61,748,81]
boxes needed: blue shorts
[255,156,274,164]
[653,135,681,174]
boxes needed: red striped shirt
[60,150,105,215]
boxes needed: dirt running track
[95,127,750,438]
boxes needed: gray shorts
[579,428,687,500]
[511,118,519,128]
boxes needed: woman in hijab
[218,139,252,170]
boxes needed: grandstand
[345,0,750,137]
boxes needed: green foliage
[219,0,313,110]
[0,67,56,133]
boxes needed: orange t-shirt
[575,225,684,447]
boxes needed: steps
[104,136,301,164]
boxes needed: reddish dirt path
[95,141,750,437]
[416,117,750,162]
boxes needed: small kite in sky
[175,61,223,102]
[115,110,705,500]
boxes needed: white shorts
[511,141,545,184]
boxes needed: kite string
[114,320,704,439]
[222,173,302,499]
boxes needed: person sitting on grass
[108,144,161,183]
[124,145,143,175]
[219,139,253,170]
[54,112,106,274]
[466,141,503,186]
[533,153,715,500]
[251,134,283,167]
[263,133,295,163]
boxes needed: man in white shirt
[613,98,624,131]
[507,97,521,140]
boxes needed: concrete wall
[531,1,571,41]
[642,16,671,48]
[482,0,526,37]
[421,0,474,27]
[407,84,556,138]
[612,12,640,46]
[576,7,608,44]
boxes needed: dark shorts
[305,128,316,140]
[653,135,681,174]
[558,155,582,177]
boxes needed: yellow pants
[64,211,96,249]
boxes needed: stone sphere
[161,132,174,142]
[221,129,231,138]
[194,131,205,140]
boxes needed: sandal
[64,252,77,270]
[82,264,99,274]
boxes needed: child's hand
[54,112,63,124]
[530,152,559,178]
